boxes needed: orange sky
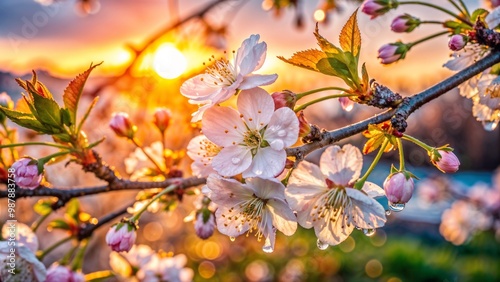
[0,0,484,90]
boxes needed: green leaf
[60,108,72,127]
[471,8,488,22]
[339,9,361,58]
[63,62,101,127]
[317,57,356,89]
[66,199,80,221]
[313,23,342,55]
[48,219,71,231]
[31,91,62,128]
[77,96,99,133]
[0,107,47,132]
[277,49,327,72]
[361,63,369,88]
[34,200,53,216]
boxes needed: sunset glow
[153,43,188,79]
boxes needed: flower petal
[215,206,250,237]
[237,88,274,130]
[267,199,297,236]
[320,144,362,186]
[239,74,278,90]
[236,34,267,75]
[205,174,253,205]
[286,161,327,211]
[345,188,386,229]
[315,213,355,246]
[242,147,286,178]
[245,177,286,201]
[362,182,386,198]
[202,106,246,147]
[180,74,218,101]
[265,107,299,148]
[211,146,252,177]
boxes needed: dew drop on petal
[262,244,274,253]
[254,169,263,176]
[270,139,284,150]
[385,210,392,216]
[231,157,241,164]
[363,228,376,237]
[229,236,236,242]
[482,120,498,131]
[389,202,405,212]
[316,239,329,250]
[277,130,287,137]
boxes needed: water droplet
[262,244,274,253]
[277,130,287,137]
[385,210,392,216]
[270,139,284,150]
[316,239,329,250]
[229,236,235,242]
[254,170,263,176]
[363,228,376,236]
[231,158,240,164]
[389,202,405,212]
[482,120,498,131]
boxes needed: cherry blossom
[205,174,297,253]
[286,145,386,247]
[109,244,155,279]
[137,254,194,282]
[0,242,46,282]
[181,34,278,121]
[202,88,299,178]
[186,135,220,178]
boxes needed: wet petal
[267,199,297,236]
[202,106,246,147]
[320,144,362,186]
[237,88,274,130]
[265,107,299,148]
[211,146,252,177]
[243,147,286,178]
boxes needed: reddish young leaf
[63,62,102,125]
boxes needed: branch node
[367,80,403,108]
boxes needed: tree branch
[77,202,133,240]
[286,50,500,159]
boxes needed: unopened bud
[11,158,42,190]
[195,211,215,239]
[383,172,414,204]
[109,112,137,139]
[391,14,420,33]
[448,34,467,51]
[271,90,297,110]
[377,42,410,64]
[106,221,137,252]
[361,0,399,19]
[153,108,172,132]
[431,149,460,173]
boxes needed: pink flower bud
[153,108,172,132]
[11,158,42,190]
[195,211,215,239]
[433,150,460,173]
[448,34,467,51]
[384,172,414,204]
[105,222,137,252]
[109,112,136,139]
[46,264,84,282]
[271,90,297,110]
[361,0,399,19]
[377,42,409,64]
[391,14,420,33]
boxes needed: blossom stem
[447,0,466,17]
[399,1,472,26]
[456,0,470,18]
[402,134,433,152]
[397,138,405,170]
[281,167,295,186]
[296,87,351,100]
[31,212,52,232]
[71,239,88,271]
[60,244,79,266]
[421,21,444,25]
[37,236,73,260]
[354,139,389,190]
[83,271,115,281]
[294,93,356,112]
[131,138,167,176]
[130,184,177,221]
[408,31,449,48]
[0,141,71,150]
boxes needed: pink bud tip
[383,172,414,204]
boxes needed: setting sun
[153,43,188,79]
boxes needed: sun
[153,43,188,79]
